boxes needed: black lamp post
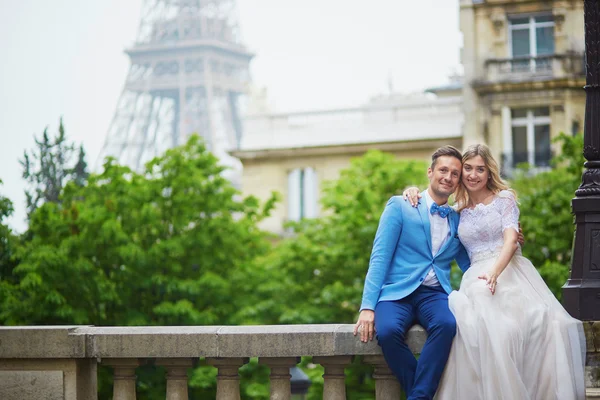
[290,366,311,399]
[562,0,600,320]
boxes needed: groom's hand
[354,310,375,343]
[517,222,525,246]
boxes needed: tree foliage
[2,135,278,399]
[0,181,18,284]
[4,135,277,326]
[20,118,89,217]
[238,150,428,327]
[510,133,584,299]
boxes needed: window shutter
[287,168,301,221]
[303,167,318,218]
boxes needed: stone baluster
[157,358,194,400]
[313,356,351,400]
[104,358,140,400]
[588,388,600,400]
[208,357,247,400]
[259,357,298,400]
[585,321,600,399]
[363,355,402,400]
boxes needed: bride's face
[462,155,489,193]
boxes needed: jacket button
[419,278,424,282]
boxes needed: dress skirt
[434,251,587,400]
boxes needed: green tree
[20,118,89,217]
[510,133,584,299]
[238,150,428,326]
[2,135,278,398]
[5,135,277,326]
[72,145,89,187]
[0,181,21,338]
[0,181,18,284]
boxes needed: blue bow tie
[430,203,450,218]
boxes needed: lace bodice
[457,190,520,260]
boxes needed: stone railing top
[0,324,425,359]
[0,325,92,359]
[1,322,598,360]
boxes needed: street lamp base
[562,280,600,320]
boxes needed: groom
[353,145,469,400]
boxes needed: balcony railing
[0,324,598,399]
[481,53,585,83]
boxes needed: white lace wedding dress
[435,190,586,400]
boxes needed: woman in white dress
[404,144,586,400]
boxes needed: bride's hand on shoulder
[402,187,421,207]
[478,271,499,295]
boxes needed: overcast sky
[0,0,461,232]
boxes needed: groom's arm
[356,197,404,342]
[359,196,404,311]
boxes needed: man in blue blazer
[354,146,469,400]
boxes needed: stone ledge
[334,324,424,356]
[0,324,425,359]
[1,323,597,359]
[76,326,220,358]
[0,326,90,358]
[217,324,340,357]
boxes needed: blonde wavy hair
[454,144,517,211]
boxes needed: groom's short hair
[430,145,462,169]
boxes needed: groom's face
[427,156,462,198]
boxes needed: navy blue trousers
[374,285,456,400]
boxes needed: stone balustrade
[478,53,585,85]
[0,323,598,399]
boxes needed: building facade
[233,0,587,233]
[460,0,586,174]
[233,93,463,233]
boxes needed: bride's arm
[478,191,520,294]
[479,228,519,294]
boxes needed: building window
[508,107,552,169]
[572,120,581,136]
[287,167,318,221]
[509,15,554,71]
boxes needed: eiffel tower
[97,0,251,177]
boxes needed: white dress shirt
[422,191,450,287]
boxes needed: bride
[403,144,586,399]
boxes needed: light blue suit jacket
[360,194,471,311]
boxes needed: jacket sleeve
[455,242,471,272]
[360,196,403,311]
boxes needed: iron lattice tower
[97,0,252,176]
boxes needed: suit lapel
[436,210,457,256]
[417,198,433,253]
